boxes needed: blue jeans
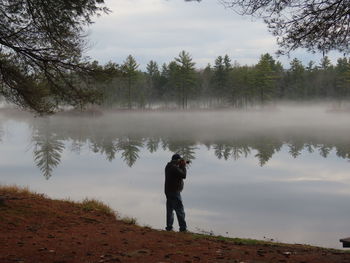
[165,192,187,231]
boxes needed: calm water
[1,105,350,249]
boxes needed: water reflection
[0,113,344,178]
[32,129,64,179]
[28,133,350,178]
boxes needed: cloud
[85,0,281,69]
[85,0,344,69]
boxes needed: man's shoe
[179,229,188,233]
[165,227,173,231]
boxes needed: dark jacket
[164,160,187,194]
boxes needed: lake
[1,104,350,249]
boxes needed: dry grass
[0,185,117,222]
[0,184,45,198]
[119,216,138,225]
[80,198,115,216]
[0,185,116,217]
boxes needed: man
[164,153,187,232]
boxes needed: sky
[85,0,342,70]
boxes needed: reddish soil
[1,188,349,263]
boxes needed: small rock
[127,249,151,257]
[0,196,5,206]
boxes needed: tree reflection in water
[116,136,143,167]
[1,112,349,179]
[29,134,350,179]
[32,120,65,179]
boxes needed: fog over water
[1,103,350,249]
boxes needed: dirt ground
[1,187,350,263]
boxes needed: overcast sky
[85,0,342,70]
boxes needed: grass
[0,185,116,217]
[80,198,115,216]
[0,184,45,198]
[191,233,271,246]
[119,216,138,225]
[190,232,349,252]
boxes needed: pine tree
[287,58,306,99]
[122,55,139,109]
[335,58,350,103]
[254,53,277,105]
[212,56,227,103]
[174,51,197,109]
[146,60,160,106]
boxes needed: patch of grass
[0,184,45,198]
[191,232,349,252]
[191,233,269,245]
[120,216,138,225]
[80,198,115,216]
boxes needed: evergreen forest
[87,51,350,110]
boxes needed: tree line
[31,131,350,179]
[88,51,350,110]
[19,114,349,178]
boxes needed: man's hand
[178,159,187,168]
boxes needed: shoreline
[1,185,349,263]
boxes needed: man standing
[164,153,187,232]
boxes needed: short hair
[171,153,182,160]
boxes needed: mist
[1,101,350,168]
[17,102,350,139]
[1,101,350,145]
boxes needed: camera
[178,159,191,166]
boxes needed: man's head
[171,153,182,161]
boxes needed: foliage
[0,0,109,113]
[217,0,350,54]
